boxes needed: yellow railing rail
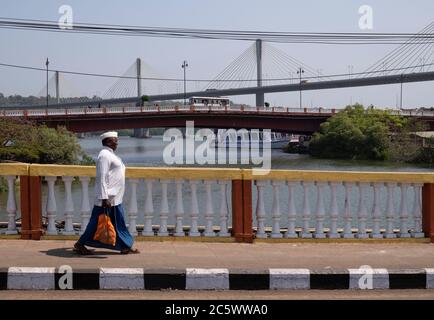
[244,169,434,183]
[1,163,433,183]
[0,163,29,176]
[28,164,242,180]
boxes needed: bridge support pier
[133,128,151,138]
[256,93,264,108]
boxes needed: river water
[1,136,432,229]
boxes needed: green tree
[0,118,93,165]
[309,104,403,161]
[413,137,434,164]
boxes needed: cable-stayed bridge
[3,22,434,110]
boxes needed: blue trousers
[77,204,134,251]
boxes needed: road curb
[0,267,433,290]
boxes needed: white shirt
[94,146,126,206]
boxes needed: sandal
[73,243,93,255]
[120,248,140,254]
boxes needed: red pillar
[242,180,253,243]
[19,176,31,240]
[19,175,42,240]
[29,176,42,240]
[231,179,253,243]
[422,183,434,243]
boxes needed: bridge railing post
[422,183,434,242]
[231,179,253,243]
[19,174,42,240]
[19,176,31,240]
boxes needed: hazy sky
[1,0,434,108]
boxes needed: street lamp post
[45,58,49,108]
[181,60,188,105]
[297,67,304,109]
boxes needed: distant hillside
[0,93,101,107]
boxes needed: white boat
[214,129,293,149]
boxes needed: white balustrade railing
[254,180,267,239]
[142,106,156,112]
[177,105,190,112]
[0,167,432,241]
[67,108,86,115]
[256,106,266,112]
[47,108,66,116]
[214,105,227,111]
[174,179,185,236]
[62,176,75,235]
[142,179,154,236]
[273,107,287,113]
[85,108,104,114]
[314,181,326,238]
[243,106,258,112]
[21,176,234,237]
[218,180,230,237]
[194,105,209,111]
[159,105,176,111]
[342,182,354,238]
[4,110,24,116]
[270,181,283,238]
[79,176,91,235]
[127,179,139,236]
[45,176,58,235]
[285,181,298,238]
[301,181,313,238]
[124,106,141,113]
[229,105,242,112]
[27,109,46,116]
[2,104,433,118]
[5,176,18,235]
[252,179,425,239]
[287,107,303,113]
[189,180,200,236]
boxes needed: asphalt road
[1,289,433,300]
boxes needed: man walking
[73,131,139,255]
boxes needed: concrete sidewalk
[1,240,433,290]
[0,240,433,269]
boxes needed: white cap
[100,131,118,140]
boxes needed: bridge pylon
[133,57,150,138]
[255,39,264,107]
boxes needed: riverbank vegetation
[0,118,95,165]
[308,104,433,164]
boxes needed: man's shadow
[41,248,121,259]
